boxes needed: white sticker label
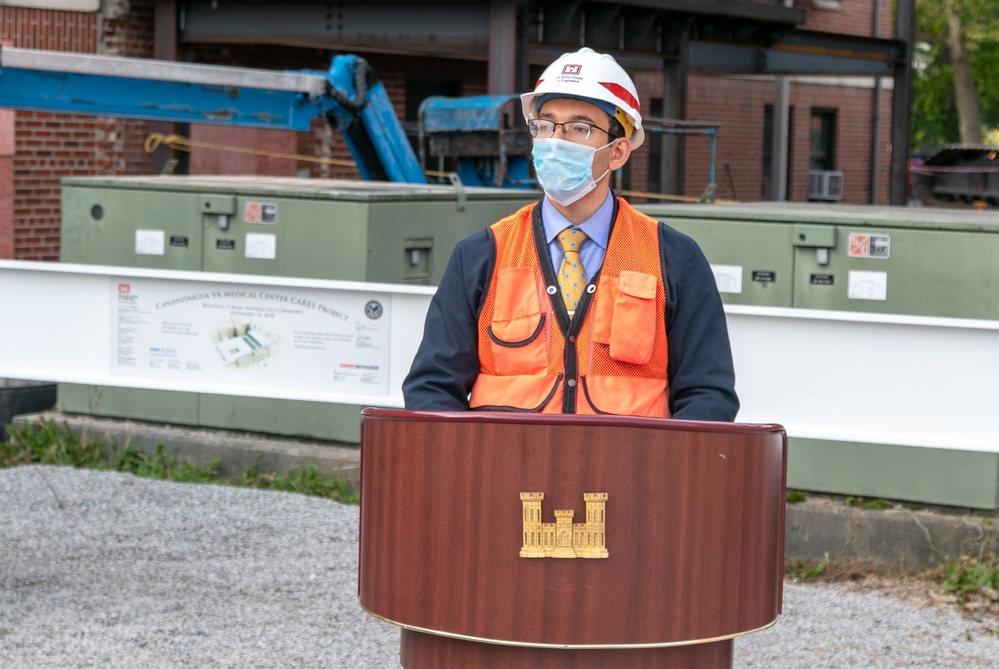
[848,270,888,301]
[245,202,278,224]
[711,265,743,294]
[245,233,277,260]
[848,233,891,259]
[135,229,165,256]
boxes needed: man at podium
[403,48,737,422]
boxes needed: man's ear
[609,138,632,171]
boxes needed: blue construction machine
[0,45,532,188]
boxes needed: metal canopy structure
[535,0,804,58]
[176,0,901,76]
[174,0,914,203]
[689,30,903,77]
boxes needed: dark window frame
[810,108,837,171]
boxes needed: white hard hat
[521,47,645,149]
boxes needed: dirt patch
[786,558,999,633]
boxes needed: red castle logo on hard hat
[562,64,582,75]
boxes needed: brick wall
[683,75,772,202]
[0,7,97,51]
[1,2,158,261]
[0,109,13,258]
[798,0,894,39]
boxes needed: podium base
[400,630,734,669]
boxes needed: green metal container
[637,201,999,508]
[637,202,999,320]
[59,175,538,442]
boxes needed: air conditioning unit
[812,0,843,11]
[808,170,844,201]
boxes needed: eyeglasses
[528,118,614,142]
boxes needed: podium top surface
[361,408,785,437]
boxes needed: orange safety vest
[469,198,671,417]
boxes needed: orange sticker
[849,233,870,257]
[245,202,262,223]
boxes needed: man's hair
[606,114,626,140]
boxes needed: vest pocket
[611,271,656,365]
[593,272,657,365]
[487,314,548,375]
[488,267,548,375]
[470,373,563,412]
[580,375,670,417]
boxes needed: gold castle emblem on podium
[519,492,608,559]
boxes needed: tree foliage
[912,0,999,152]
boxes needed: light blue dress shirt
[541,191,614,280]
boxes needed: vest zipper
[561,288,593,413]
[562,334,577,413]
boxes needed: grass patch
[786,552,829,580]
[786,489,807,504]
[784,555,999,615]
[937,553,999,607]
[1,418,357,504]
[845,496,894,511]
[241,461,358,502]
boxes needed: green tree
[912,0,999,151]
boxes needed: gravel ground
[1,465,997,668]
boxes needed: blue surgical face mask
[532,138,612,206]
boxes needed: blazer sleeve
[402,230,494,410]
[660,223,740,421]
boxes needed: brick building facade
[632,1,896,205]
[0,0,898,261]
[1,3,159,260]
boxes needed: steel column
[889,0,915,206]
[489,0,517,95]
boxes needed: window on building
[810,109,837,171]
[812,0,843,11]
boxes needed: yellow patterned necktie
[557,227,589,316]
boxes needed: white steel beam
[0,261,433,409]
[1,260,997,454]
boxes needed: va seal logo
[364,300,384,320]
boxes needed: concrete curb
[11,411,999,572]
[786,496,997,571]
[12,411,361,489]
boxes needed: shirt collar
[542,191,614,251]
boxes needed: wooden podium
[358,409,786,668]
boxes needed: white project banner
[111,278,392,397]
[0,261,434,407]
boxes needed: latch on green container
[793,224,838,265]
